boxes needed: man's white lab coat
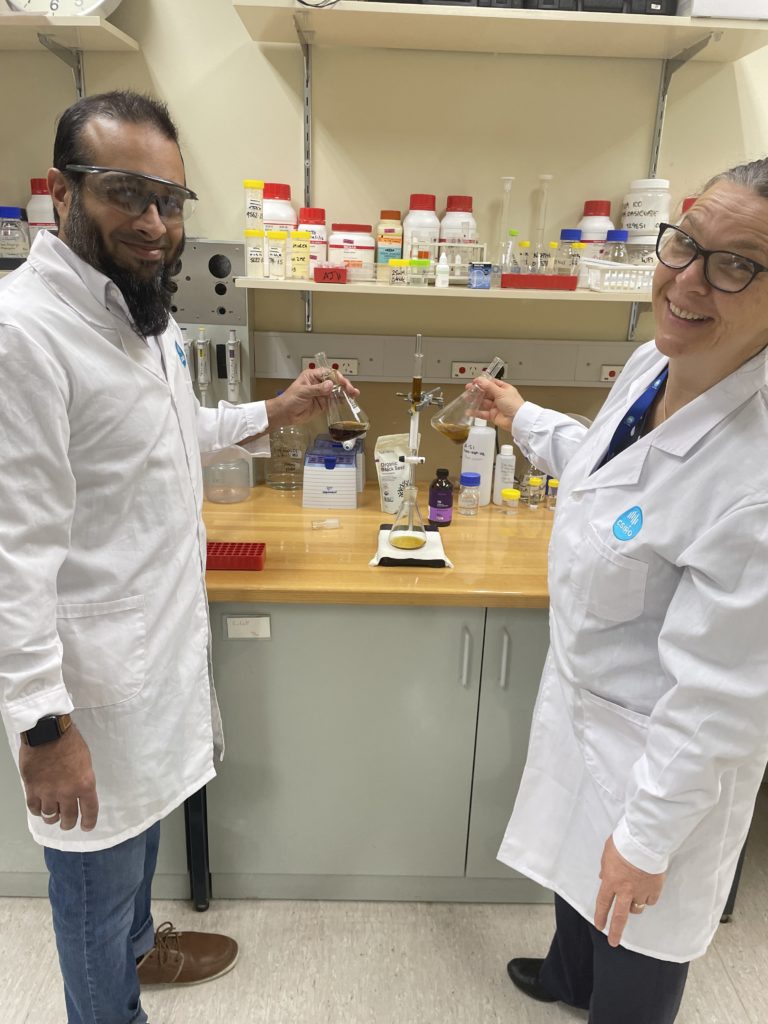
[498,340,768,962]
[0,232,268,851]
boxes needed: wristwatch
[20,714,73,747]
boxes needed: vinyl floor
[1,787,766,1024]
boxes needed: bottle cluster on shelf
[241,176,685,294]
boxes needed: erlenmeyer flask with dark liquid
[315,351,369,450]
[431,356,505,443]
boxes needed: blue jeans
[44,822,161,1024]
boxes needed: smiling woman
[469,158,768,1024]
[651,177,768,405]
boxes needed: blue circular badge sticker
[613,506,643,541]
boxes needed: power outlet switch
[600,364,624,382]
[451,361,492,379]
[302,357,359,376]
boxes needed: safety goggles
[656,222,768,294]
[65,164,198,222]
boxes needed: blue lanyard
[594,364,669,473]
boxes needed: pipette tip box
[206,542,266,571]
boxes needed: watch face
[6,0,123,16]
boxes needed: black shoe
[506,957,558,1004]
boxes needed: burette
[394,333,444,508]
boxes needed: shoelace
[152,921,183,967]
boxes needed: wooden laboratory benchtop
[203,484,551,608]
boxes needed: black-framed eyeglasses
[64,164,198,223]
[656,222,768,294]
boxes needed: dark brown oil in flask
[328,421,368,442]
[434,422,470,444]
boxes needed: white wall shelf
[232,0,768,63]
[0,13,138,52]
[235,276,651,303]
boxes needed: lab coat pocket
[571,523,648,622]
[57,595,147,709]
[579,689,650,804]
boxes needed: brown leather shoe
[137,921,238,986]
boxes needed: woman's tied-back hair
[53,90,180,174]
[701,157,768,201]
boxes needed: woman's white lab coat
[498,340,768,962]
[0,232,269,852]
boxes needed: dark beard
[64,186,183,338]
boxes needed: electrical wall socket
[301,356,359,376]
[451,361,493,380]
[600,364,624,382]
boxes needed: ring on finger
[40,809,59,820]
[631,901,647,911]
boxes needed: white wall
[2,0,768,351]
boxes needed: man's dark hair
[53,90,180,173]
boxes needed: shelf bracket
[648,33,715,179]
[38,33,86,99]
[630,32,715,342]
[294,15,314,332]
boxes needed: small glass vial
[408,258,430,286]
[388,258,409,285]
[501,487,520,515]
[457,471,481,516]
[547,479,559,511]
[527,476,543,510]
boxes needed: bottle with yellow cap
[243,179,264,231]
[501,487,521,515]
[547,479,559,511]
[289,230,311,281]
[526,476,544,510]
[244,228,265,278]
[267,230,288,281]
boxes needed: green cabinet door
[207,603,484,885]
[466,607,550,895]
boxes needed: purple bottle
[428,467,453,527]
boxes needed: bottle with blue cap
[603,229,630,265]
[554,229,582,276]
[457,472,481,517]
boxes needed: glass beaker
[314,351,369,451]
[389,485,427,550]
[431,356,505,444]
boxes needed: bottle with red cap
[439,195,478,245]
[402,193,440,263]
[26,178,57,242]
[577,199,615,261]
[263,183,298,233]
[298,207,327,265]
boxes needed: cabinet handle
[499,629,510,690]
[460,627,471,688]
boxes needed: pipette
[536,174,554,256]
[226,328,241,404]
[195,327,211,407]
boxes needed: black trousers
[538,894,690,1024]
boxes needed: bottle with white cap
[460,418,496,507]
[26,179,56,241]
[492,444,517,506]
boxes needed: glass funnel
[315,351,369,450]
[431,356,505,444]
[389,485,427,550]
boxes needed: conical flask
[431,356,505,444]
[389,485,427,550]
[315,351,369,451]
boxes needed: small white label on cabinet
[225,616,271,640]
